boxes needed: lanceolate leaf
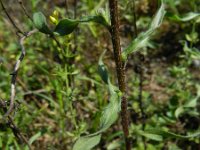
[167,12,200,22]
[54,19,79,36]
[146,129,200,139]
[138,131,163,141]
[33,12,52,34]
[73,134,101,150]
[122,30,153,60]
[150,1,166,29]
[122,1,166,61]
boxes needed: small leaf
[80,15,110,30]
[175,106,184,118]
[54,19,79,36]
[167,12,200,22]
[138,131,163,141]
[29,132,42,145]
[98,50,109,84]
[73,134,101,150]
[146,128,200,139]
[33,12,52,34]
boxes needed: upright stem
[132,0,138,38]
[108,0,131,149]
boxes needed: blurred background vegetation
[0,0,200,149]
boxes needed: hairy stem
[108,0,131,149]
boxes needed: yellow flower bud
[49,16,58,25]
[52,10,59,20]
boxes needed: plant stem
[108,0,131,149]
[132,0,138,38]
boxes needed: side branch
[17,0,33,21]
[4,29,37,118]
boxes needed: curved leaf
[146,128,200,139]
[167,12,200,22]
[33,12,52,34]
[28,132,42,145]
[98,50,109,84]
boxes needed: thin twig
[65,0,70,16]
[0,0,25,35]
[108,0,131,149]
[17,0,33,21]
[4,29,37,118]
[132,0,138,38]
[137,61,147,150]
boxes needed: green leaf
[53,14,110,36]
[98,50,109,84]
[175,106,184,118]
[54,19,79,36]
[175,90,200,118]
[146,128,200,139]
[99,94,121,132]
[29,132,42,145]
[73,134,101,150]
[33,12,52,34]
[79,15,110,30]
[122,1,166,60]
[167,12,200,22]
[122,30,153,60]
[150,1,166,29]
[138,131,163,141]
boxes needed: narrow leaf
[29,132,42,145]
[167,12,200,22]
[73,134,101,150]
[146,129,200,139]
[122,2,166,60]
[150,1,166,29]
[138,131,163,141]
